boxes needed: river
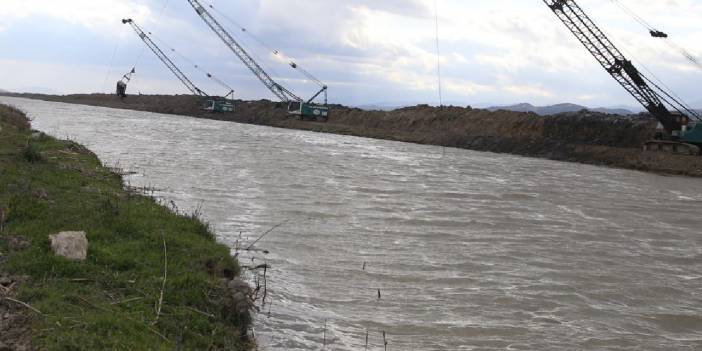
[3,96,702,350]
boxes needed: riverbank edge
[0,104,255,350]
[3,93,702,178]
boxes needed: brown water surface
[5,96,702,350]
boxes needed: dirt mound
[543,112,655,148]
[4,92,702,177]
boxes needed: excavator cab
[288,101,328,121]
[116,68,135,100]
[646,112,702,155]
[681,119,702,146]
[203,90,235,113]
[301,103,329,121]
[203,97,234,113]
[116,81,127,99]
[288,101,302,115]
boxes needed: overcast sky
[0,0,700,108]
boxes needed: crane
[119,18,234,112]
[542,0,702,154]
[186,0,329,121]
[122,19,207,97]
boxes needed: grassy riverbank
[0,104,253,350]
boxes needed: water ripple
[5,96,702,351]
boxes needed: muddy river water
[4,96,702,350]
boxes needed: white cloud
[0,58,184,95]
[502,84,553,98]
[0,0,700,106]
[0,0,152,36]
[444,79,495,95]
[576,94,604,102]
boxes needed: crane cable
[147,31,235,96]
[203,2,283,84]
[664,41,702,71]
[102,40,122,92]
[205,1,326,89]
[131,0,172,71]
[602,0,700,117]
[616,38,698,120]
[644,76,701,121]
[434,0,448,159]
[114,0,172,96]
[609,0,656,32]
[434,0,443,108]
[609,0,702,71]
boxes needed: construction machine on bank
[186,0,329,121]
[117,19,234,113]
[543,0,702,154]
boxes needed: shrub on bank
[0,104,31,130]
[21,143,43,163]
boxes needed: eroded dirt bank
[6,93,702,177]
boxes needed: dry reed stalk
[152,232,168,325]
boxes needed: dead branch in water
[262,264,268,306]
[245,219,291,251]
[364,330,369,350]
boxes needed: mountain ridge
[487,102,634,116]
[357,101,642,115]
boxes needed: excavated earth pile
[5,93,702,177]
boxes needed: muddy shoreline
[4,92,702,177]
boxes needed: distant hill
[357,103,404,111]
[487,102,633,116]
[358,100,471,111]
[357,101,639,115]
[0,88,7,93]
[17,86,62,95]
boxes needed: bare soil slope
[6,93,702,177]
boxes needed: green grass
[0,104,253,350]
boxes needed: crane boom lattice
[122,18,207,97]
[186,0,302,103]
[542,0,682,132]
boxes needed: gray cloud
[0,0,699,108]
